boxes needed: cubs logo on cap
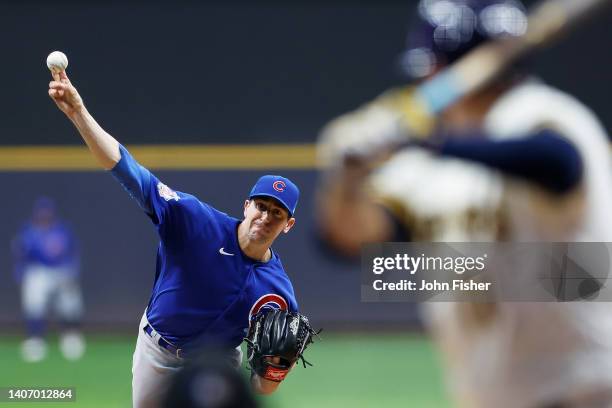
[249,175,299,217]
[273,180,286,192]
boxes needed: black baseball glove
[244,309,319,382]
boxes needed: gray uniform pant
[131,311,243,408]
[132,312,182,408]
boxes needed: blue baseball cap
[248,175,299,217]
[33,196,56,212]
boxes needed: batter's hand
[48,71,84,117]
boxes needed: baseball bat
[413,0,611,116]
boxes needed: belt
[143,323,184,359]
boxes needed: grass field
[0,333,451,408]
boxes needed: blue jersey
[12,221,78,281]
[111,145,298,350]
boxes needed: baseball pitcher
[48,67,317,407]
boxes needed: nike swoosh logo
[219,247,235,256]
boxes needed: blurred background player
[11,196,85,362]
[316,0,612,407]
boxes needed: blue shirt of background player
[12,198,79,283]
[110,145,299,350]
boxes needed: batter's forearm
[68,107,121,170]
[316,169,394,256]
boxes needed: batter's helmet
[398,0,528,79]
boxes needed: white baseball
[46,51,68,73]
